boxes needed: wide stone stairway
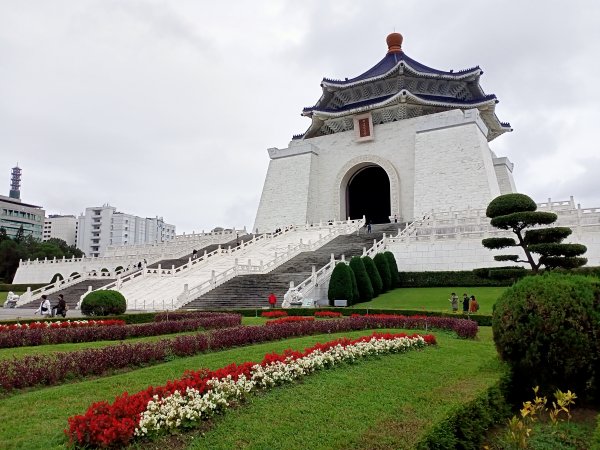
[147,235,249,269]
[16,238,248,310]
[19,279,116,311]
[181,223,402,310]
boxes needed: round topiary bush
[328,263,353,306]
[81,290,127,316]
[486,193,537,218]
[349,256,374,302]
[493,273,600,401]
[362,256,383,297]
[384,251,400,287]
[374,253,391,293]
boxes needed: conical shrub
[328,262,353,305]
[362,255,383,297]
[384,251,400,287]
[374,253,391,292]
[348,264,359,305]
[349,256,374,301]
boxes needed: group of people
[448,292,479,314]
[34,294,68,318]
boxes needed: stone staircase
[180,223,402,310]
[147,235,249,269]
[19,279,115,311]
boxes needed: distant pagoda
[297,32,511,142]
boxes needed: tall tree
[482,193,587,273]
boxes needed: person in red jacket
[268,293,277,308]
[469,295,480,313]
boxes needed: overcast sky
[1,1,599,234]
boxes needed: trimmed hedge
[592,414,600,450]
[398,270,519,287]
[349,256,374,302]
[373,253,391,293]
[0,283,45,291]
[363,255,383,296]
[384,251,400,287]
[493,273,600,402]
[328,263,353,304]
[348,266,359,305]
[81,290,127,316]
[415,376,512,449]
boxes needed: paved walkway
[0,308,85,321]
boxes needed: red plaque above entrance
[353,113,374,142]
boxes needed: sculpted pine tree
[482,193,587,273]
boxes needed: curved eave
[303,90,497,119]
[321,55,482,90]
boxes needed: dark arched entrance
[346,165,391,223]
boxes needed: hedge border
[592,413,600,450]
[415,375,513,450]
[0,309,492,326]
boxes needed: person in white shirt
[35,295,52,317]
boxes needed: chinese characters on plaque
[358,118,371,137]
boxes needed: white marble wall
[254,108,512,233]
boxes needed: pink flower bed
[0,314,475,392]
[314,311,342,318]
[66,331,436,448]
[0,313,241,349]
[261,311,288,318]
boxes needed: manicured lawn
[353,286,507,315]
[0,327,503,449]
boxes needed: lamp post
[236,231,239,247]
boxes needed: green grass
[0,327,503,449]
[353,286,507,315]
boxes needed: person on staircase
[268,292,277,308]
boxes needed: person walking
[449,292,459,313]
[469,295,480,314]
[268,292,277,308]
[35,295,52,317]
[462,293,469,314]
[367,221,372,233]
[55,294,68,318]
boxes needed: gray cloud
[0,0,599,233]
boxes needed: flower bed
[66,331,436,448]
[265,316,314,325]
[153,311,239,322]
[0,313,241,349]
[0,319,124,333]
[0,315,474,392]
[314,311,342,318]
[261,311,288,318]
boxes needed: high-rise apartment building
[43,215,78,246]
[76,205,175,257]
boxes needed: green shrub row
[592,413,600,450]
[398,271,518,287]
[0,283,46,291]
[329,252,397,305]
[415,375,513,450]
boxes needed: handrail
[143,218,365,311]
[282,217,423,307]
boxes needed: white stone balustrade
[80,218,365,311]
[12,229,248,285]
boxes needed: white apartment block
[43,215,78,246]
[76,205,176,257]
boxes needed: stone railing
[281,218,418,308]
[15,268,130,307]
[125,218,365,311]
[103,228,247,259]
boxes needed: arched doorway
[346,165,391,223]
